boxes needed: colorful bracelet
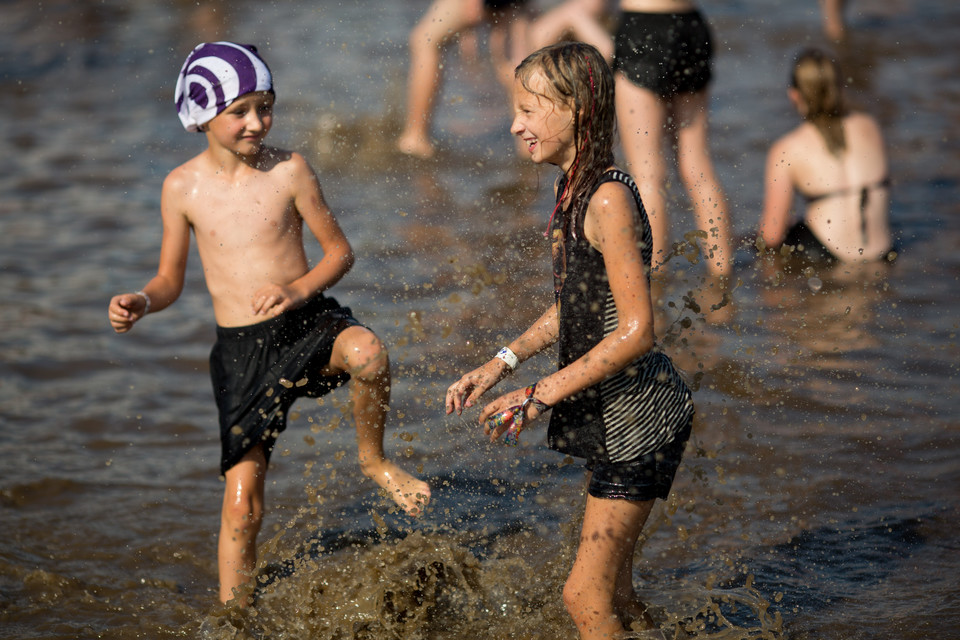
[495,346,519,371]
[501,383,552,446]
[526,396,551,414]
[520,383,551,416]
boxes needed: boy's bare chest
[189,181,299,244]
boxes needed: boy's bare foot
[396,132,435,159]
[622,630,667,640]
[364,459,431,516]
[618,597,659,634]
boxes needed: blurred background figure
[397,0,532,159]
[820,0,847,41]
[758,48,894,264]
[397,0,615,159]
[613,1,732,277]
[524,0,615,63]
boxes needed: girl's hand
[252,283,305,317]
[480,384,549,444]
[108,293,148,333]
[445,359,511,416]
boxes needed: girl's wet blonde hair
[515,41,615,234]
[792,48,848,155]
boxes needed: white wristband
[136,290,151,315]
[495,347,519,371]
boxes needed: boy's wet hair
[791,47,848,155]
[515,41,616,233]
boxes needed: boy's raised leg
[332,326,431,515]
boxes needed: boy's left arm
[253,153,355,316]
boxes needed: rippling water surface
[1,1,958,638]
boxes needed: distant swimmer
[108,42,430,605]
[758,48,895,264]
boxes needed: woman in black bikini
[758,48,894,263]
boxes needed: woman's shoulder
[843,111,884,138]
[844,110,879,125]
[779,121,820,147]
[769,121,832,167]
[766,126,803,165]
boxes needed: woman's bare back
[788,112,892,260]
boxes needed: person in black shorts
[447,43,695,639]
[614,9,711,97]
[109,42,430,604]
[209,294,357,475]
[614,1,733,278]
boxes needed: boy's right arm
[108,171,192,334]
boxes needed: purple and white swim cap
[174,42,273,132]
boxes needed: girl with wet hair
[759,48,894,263]
[447,41,694,640]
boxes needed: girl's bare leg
[563,494,657,639]
[613,541,658,630]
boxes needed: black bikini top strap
[860,176,892,243]
[804,175,891,207]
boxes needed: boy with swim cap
[108,42,430,604]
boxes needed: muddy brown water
[1,1,958,638]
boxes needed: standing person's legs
[488,5,532,90]
[327,325,431,515]
[563,493,657,639]
[673,89,732,277]
[218,444,267,604]
[820,0,847,41]
[526,0,614,63]
[398,0,485,158]
[616,74,670,268]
